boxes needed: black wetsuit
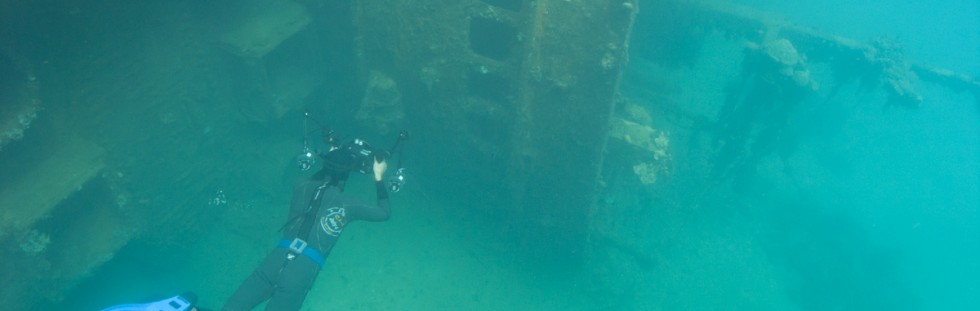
[223,179,390,311]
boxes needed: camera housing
[343,138,381,174]
[312,129,407,182]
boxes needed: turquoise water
[732,0,980,73]
[0,0,977,310]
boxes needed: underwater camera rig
[296,112,410,192]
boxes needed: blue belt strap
[278,239,325,266]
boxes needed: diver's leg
[264,257,320,311]
[223,249,289,311]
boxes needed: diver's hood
[320,149,354,183]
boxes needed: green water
[1,0,977,310]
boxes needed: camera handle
[297,112,337,171]
[296,112,316,171]
[384,130,410,192]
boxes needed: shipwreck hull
[348,0,638,264]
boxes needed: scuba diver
[222,122,403,310]
[102,292,208,311]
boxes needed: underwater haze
[0,0,977,310]
[730,0,980,308]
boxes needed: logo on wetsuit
[320,207,346,236]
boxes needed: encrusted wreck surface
[350,0,638,265]
[0,46,40,152]
[0,136,105,239]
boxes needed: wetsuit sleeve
[347,181,390,221]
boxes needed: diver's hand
[373,158,388,181]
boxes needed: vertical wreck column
[507,0,638,266]
[347,0,638,268]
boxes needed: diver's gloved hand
[373,158,388,181]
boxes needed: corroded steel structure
[348,0,638,263]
